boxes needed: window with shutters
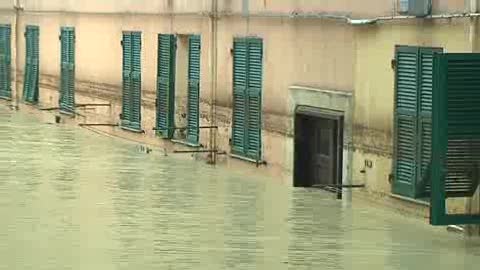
[393,45,443,198]
[156,34,201,145]
[121,31,142,132]
[231,37,263,161]
[156,34,176,139]
[23,25,39,104]
[59,27,75,114]
[0,24,11,100]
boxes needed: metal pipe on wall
[8,8,480,25]
[13,0,22,109]
[471,0,478,13]
[208,0,218,165]
[469,0,478,52]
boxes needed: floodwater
[0,105,479,270]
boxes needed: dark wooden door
[311,119,337,186]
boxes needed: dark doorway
[294,107,344,198]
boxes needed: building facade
[1,0,480,224]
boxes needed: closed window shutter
[121,31,142,132]
[23,27,32,102]
[60,27,75,113]
[130,32,142,131]
[0,25,11,100]
[67,29,75,112]
[187,35,201,144]
[232,38,248,155]
[121,32,132,128]
[156,34,176,138]
[393,46,419,198]
[32,27,39,103]
[24,26,40,104]
[60,29,67,109]
[246,38,263,160]
[416,47,443,197]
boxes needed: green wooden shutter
[130,32,142,131]
[393,46,419,198]
[59,27,75,114]
[416,47,443,197]
[23,27,32,102]
[156,34,176,138]
[232,38,248,155]
[32,27,40,103]
[121,31,142,132]
[24,26,39,104]
[430,53,480,225]
[187,35,201,145]
[0,24,11,100]
[59,29,67,109]
[121,32,132,128]
[232,37,263,160]
[246,38,263,160]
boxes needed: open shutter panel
[232,38,248,155]
[4,25,10,99]
[187,35,201,144]
[59,28,75,113]
[24,26,40,104]
[246,38,263,160]
[32,27,40,103]
[416,47,443,197]
[59,29,67,108]
[393,46,419,198]
[121,32,132,127]
[0,26,7,98]
[156,34,176,138]
[130,32,142,131]
[0,25,11,99]
[23,27,32,102]
[431,54,480,199]
[67,29,75,112]
[1,25,11,99]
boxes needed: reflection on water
[0,105,479,270]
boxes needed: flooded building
[1,0,480,225]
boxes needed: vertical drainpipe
[469,0,478,52]
[209,0,218,164]
[13,0,22,109]
[242,0,249,16]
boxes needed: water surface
[0,106,479,270]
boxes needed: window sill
[171,139,200,148]
[120,126,144,133]
[389,193,430,207]
[230,153,266,165]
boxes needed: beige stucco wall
[15,12,355,120]
[21,0,210,14]
[15,0,474,17]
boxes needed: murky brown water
[1,105,480,270]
